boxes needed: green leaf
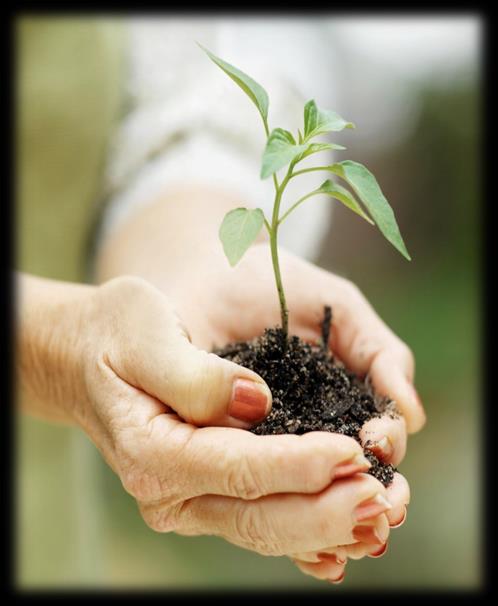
[294,142,346,163]
[303,100,355,140]
[330,161,411,260]
[219,208,265,266]
[198,43,269,121]
[316,180,374,225]
[261,128,307,179]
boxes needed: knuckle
[117,435,175,503]
[300,453,333,493]
[352,333,383,364]
[399,342,415,372]
[192,358,243,423]
[227,455,265,500]
[204,352,232,392]
[115,442,145,499]
[119,455,183,506]
[120,467,162,502]
[233,504,281,555]
[171,351,226,420]
[168,364,194,401]
[359,473,387,499]
[339,277,363,302]
[101,274,151,301]
[196,351,225,390]
[293,434,363,493]
[379,335,414,373]
[141,503,183,534]
[115,274,150,295]
[327,432,363,455]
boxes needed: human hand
[19,274,400,579]
[165,243,420,577]
[172,241,425,442]
[290,471,409,582]
[91,184,421,580]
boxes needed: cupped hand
[290,471,410,582]
[53,275,402,574]
[91,188,421,581]
[173,242,425,457]
[163,242,421,580]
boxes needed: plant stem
[290,166,331,179]
[262,117,280,193]
[262,114,291,337]
[269,169,293,338]
[269,222,288,338]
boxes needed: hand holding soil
[19,272,415,584]
[19,43,425,589]
[188,47,425,580]
[93,184,424,583]
[138,241,419,581]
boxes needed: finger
[292,476,406,565]
[291,557,346,583]
[339,475,408,558]
[112,278,273,428]
[339,476,408,562]
[139,473,390,556]
[359,414,407,466]
[385,472,410,527]
[369,351,426,434]
[142,418,371,501]
[320,278,426,434]
[104,377,371,504]
[313,513,390,562]
[344,513,390,560]
[343,539,389,560]
[292,546,348,564]
[145,335,273,429]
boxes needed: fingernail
[389,507,407,528]
[228,379,271,422]
[354,494,392,522]
[365,436,394,461]
[333,453,371,479]
[352,525,384,545]
[328,572,345,584]
[317,552,346,565]
[369,542,388,558]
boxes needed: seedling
[200,44,410,339]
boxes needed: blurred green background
[16,16,481,590]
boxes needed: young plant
[200,44,411,339]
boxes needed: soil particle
[214,307,399,487]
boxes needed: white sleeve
[100,17,340,261]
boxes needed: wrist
[16,273,95,424]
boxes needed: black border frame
[4,3,492,601]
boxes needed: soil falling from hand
[214,307,398,486]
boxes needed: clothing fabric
[100,17,339,261]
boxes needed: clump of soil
[214,307,399,487]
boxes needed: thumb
[121,295,272,428]
[163,339,273,428]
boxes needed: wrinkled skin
[88,188,426,582]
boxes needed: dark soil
[214,306,399,487]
